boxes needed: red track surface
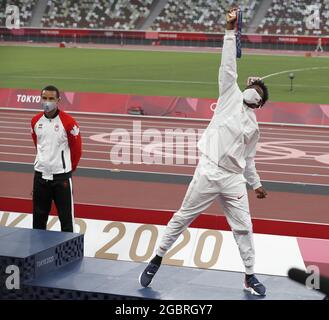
[1,109,329,184]
[0,109,328,227]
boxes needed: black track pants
[32,172,75,232]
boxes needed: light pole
[289,73,295,91]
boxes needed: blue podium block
[0,226,83,299]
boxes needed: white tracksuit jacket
[31,109,82,180]
[198,29,261,190]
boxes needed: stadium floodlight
[289,73,295,91]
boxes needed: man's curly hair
[248,79,269,106]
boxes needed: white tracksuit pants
[156,155,255,275]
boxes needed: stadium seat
[257,0,328,35]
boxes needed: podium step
[19,258,326,300]
[0,226,83,299]
[0,227,325,300]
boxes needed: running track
[0,109,328,185]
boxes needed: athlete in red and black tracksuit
[31,86,82,232]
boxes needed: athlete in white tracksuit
[140,8,269,295]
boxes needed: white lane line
[1,115,329,134]
[258,170,329,177]
[0,152,196,167]
[3,107,329,128]
[81,158,198,167]
[256,162,329,169]
[0,159,327,180]
[0,151,34,156]
[93,130,329,139]
[0,111,35,115]
[0,111,207,125]
[0,116,34,121]
[2,160,329,186]
[1,151,322,170]
[1,118,201,127]
[0,116,328,132]
[0,132,28,135]
[3,121,329,137]
[269,84,329,89]
[261,66,329,80]
[1,124,329,140]
[1,136,329,153]
[0,133,328,154]
[0,137,31,142]
[1,143,328,166]
[4,144,328,160]
[0,121,31,125]
[2,139,328,154]
[0,144,113,155]
[0,114,206,126]
[265,143,329,149]
[1,116,329,134]
[0,144,34,149]
[0,126,31,130]
[1,109,328,130]
[0,126,329,141]
[78,157,326,170]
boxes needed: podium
[0,226,325,300]
[0,226,83,299]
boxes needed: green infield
[0,46,328,104]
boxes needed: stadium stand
[149,0,260,32]
[257,0,328,35]
[1,0,260,32]
[0,0,37,27]
[41,0,155,29]
[2,0,327,36]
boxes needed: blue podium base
[0,226,325,300]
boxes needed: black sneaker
[244,275,266,296]
[139,262,160,288]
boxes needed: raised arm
[218,8,238,96]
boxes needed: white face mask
[243,88,262,106]
[42,101,57,113]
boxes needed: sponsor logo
[158,33,177,39]
[36,256,55,268]
[278,37,298,43]
[40,30,60,35]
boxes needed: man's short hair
[249,79,269,106]
[41,85,60,99]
